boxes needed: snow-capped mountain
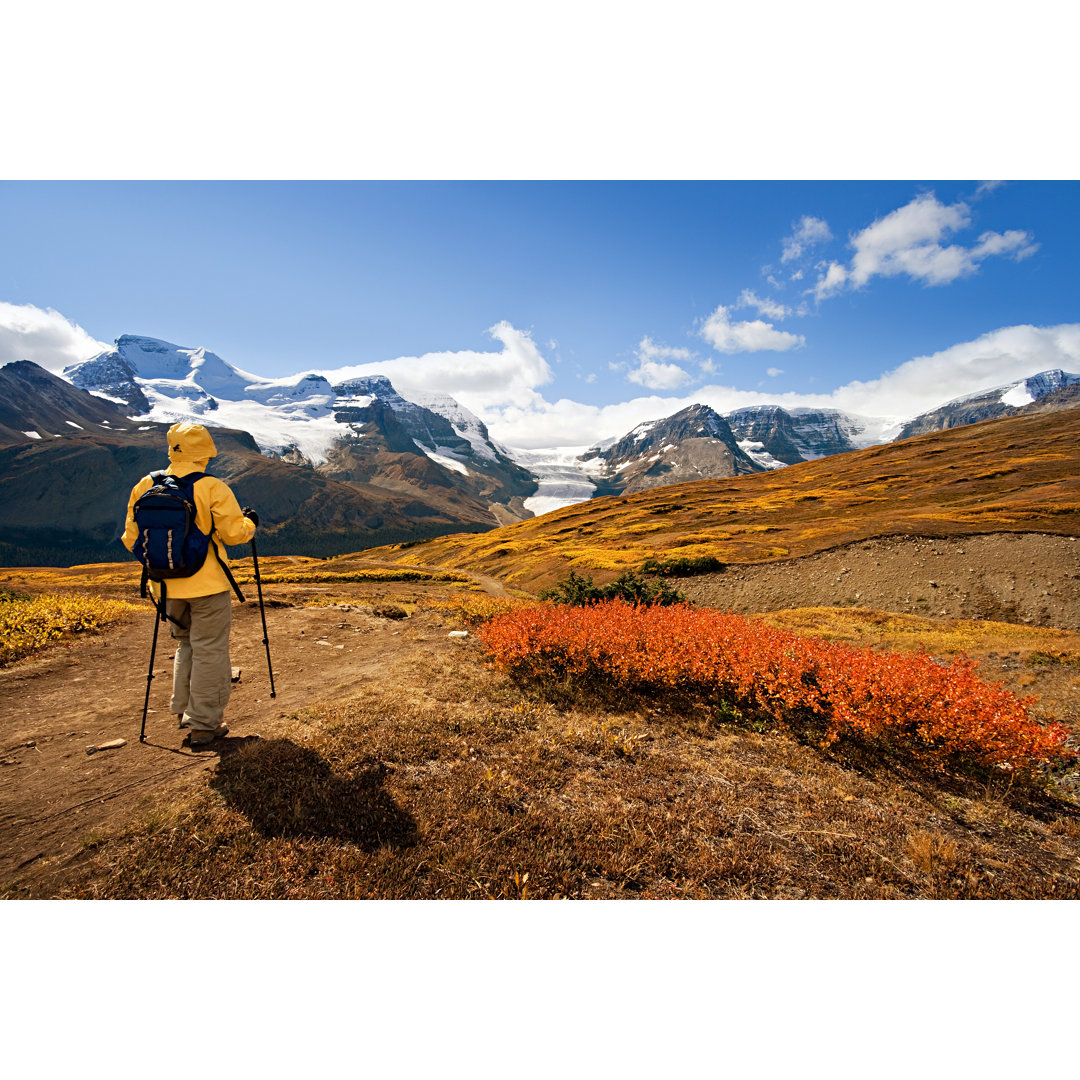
[504,371,1079,514]
[724,405,887,468]
[322,374,536,511]
[67,336,346,464]
[63,335,535,509]
[580,404,763,495]
[51,334,1080,524]
[896,369,1080,439]
[56,334,542,546]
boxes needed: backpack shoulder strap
[210,536,247,604]
[190,473,247,603]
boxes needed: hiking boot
[187,724,228,747]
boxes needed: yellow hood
[166,423,218,472]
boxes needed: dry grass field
[2,579,1078,900]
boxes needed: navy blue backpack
[132,471,244,612]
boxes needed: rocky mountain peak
[583,403,762,495]
[725,405,867,467]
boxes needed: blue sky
[2,180,1078,447]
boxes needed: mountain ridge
[60,332,1080,496]
[897,369,1080,439]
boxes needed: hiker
[122,423,258,746]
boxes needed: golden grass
[0,593,138,666]
[422,594,524,626]
[759,607,1080,658]
[237,568,473,585]
[0,555,322,594]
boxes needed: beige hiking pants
[167,591,233,732]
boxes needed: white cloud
[972,229,1039,260]
[737,289,792,320]
[813,261,849,300]
[781,215,832,263]
[0,302,110,374]
[766,367,784,377]
[313,320,554,413]
[699,304,805,354]
[628,361,691,390]
[625,336,694,390]
[637,336,693,363]
[813,192,1038,299]
[975,180,1006,198]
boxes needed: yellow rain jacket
[122,423,256,599]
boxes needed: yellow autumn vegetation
[0,594,138,666]
[423,594,524,626]
[759,607,1080,658]
[238,568,473,585]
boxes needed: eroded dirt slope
[679,533,1080,630]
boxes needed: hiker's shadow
[209,738,417,851]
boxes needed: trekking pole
[140,604,162,742]
[250,536,276,698]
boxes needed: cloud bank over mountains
[320,319,1080,449]
[2,300,1078,450]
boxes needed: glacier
[508,445,599,516]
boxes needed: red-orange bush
[477,600,1072,773]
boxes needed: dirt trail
[0,599,443,890]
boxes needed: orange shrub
[477,600,1071,773]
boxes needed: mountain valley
[2,330,1079,565]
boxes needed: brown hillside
[365,408,1080,592]
[0,424,501,564]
